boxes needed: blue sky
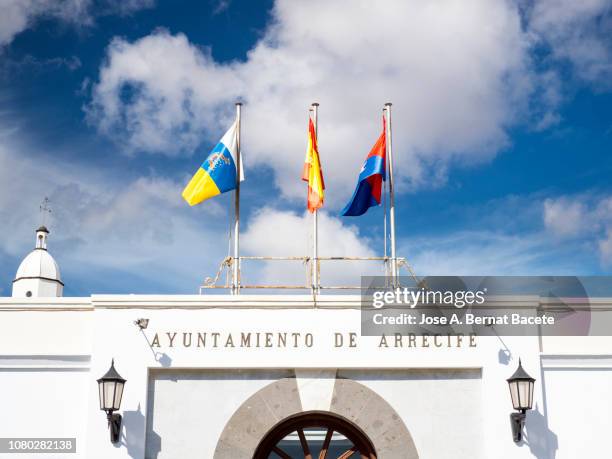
[1,0,611,296]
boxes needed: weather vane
[39,197,52,226]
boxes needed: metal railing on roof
[199,255,422,294]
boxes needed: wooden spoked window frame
[253,411,377,459]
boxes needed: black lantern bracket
[107,412,122,443]
[510,410,526,443]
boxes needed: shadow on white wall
[524,403,559,459]
[122,404,162,459]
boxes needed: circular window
[253,412,376,459]
[26,291,32,297]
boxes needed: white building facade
[1,229,611,458]
[1,294,612,458]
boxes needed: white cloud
[0,0,154,47]
[212,0,230,15]
[0,0,85,46]
[403,230,583,276]
[528,0,612,88]
[241,207,383,287]
[100,0,154,16]
[88,0,534,206]
[543,193,612,265]
[599,230,612,264]
[88,32,242,155]
[543,194,612,239]
[543,197,590,238]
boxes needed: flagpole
[385,102,398,285]
[311,102,319,294]
[233,102,242,295]
[382,108,389,279]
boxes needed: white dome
[12,226,64,298]
[15,249,62,283]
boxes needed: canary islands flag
[182,120,244,206]
[341,119,386,216]
[302,118,325,212]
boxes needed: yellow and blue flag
[182,120,244,206]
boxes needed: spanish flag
[302,118,325,212]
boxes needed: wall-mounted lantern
[507,358,535,443]
[97,359,127,443]
[134,318,149,330]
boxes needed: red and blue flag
[341,119,386,216]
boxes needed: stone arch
[213,375,419,459]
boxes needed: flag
[182,120,244,206]
[341,119,386,216]
[302,117,325,212]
